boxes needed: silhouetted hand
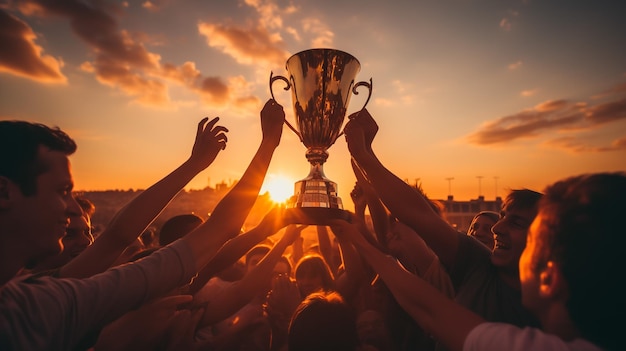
[346,108,378,151]
[265,274,301,324]
[328,218,363,244]
[350,182,367,215]
[188,117,229,171]
[261,99,285,148]
[257,205,291,236]
[282,224,308,245]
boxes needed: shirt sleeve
[0,239,197,351]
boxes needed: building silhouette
[438,195,502,233]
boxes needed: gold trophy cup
[270,48,372,224]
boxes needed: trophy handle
[353,78,373,110]
[336,78,373,139]
[269,72,302,141]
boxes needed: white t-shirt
[464,323,603,351]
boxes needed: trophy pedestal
[286,163,351,225]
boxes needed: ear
[539,260,567,299]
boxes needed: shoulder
[464,323,603,351]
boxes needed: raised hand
[188,117,229,171]
[346,108,378,152]
[282,224,308,244]
[260,99,285,148]
[265,274,302,322]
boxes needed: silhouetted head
[158,213,203,246]
[520,172,626,350]
[467,211,499,249]
[294,254,335,298]
[288,291,358,351]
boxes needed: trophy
[270,48,372,224]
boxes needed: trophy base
[284,207,352,225]
[286,162,349,225]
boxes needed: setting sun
[261,175,295,204]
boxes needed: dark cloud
[0,9,66,83]
[10,0,254,109]
[466,93,626,149]
[545,136,626,153]
[586,97,626,125]
[466,100,585,145]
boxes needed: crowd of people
[1,99,623,351]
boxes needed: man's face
[468,215,496,249]
[37,214,93,270]
[12,147,82,265]
[490,202,537,273]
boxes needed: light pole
[477,176,484,197]
[445,177,454,196]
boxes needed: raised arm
[344,110,460,267]
[60,117,228,278]
[351,159,389,249]
[199,211,301,326]
[330,219,483,351]
[183,99,286,273]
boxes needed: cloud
[198,22,289,68]
[466,92,626,146]
[0,9,67,83]
[508,60,522,70]
[499,18,511,31]
[301,17,334,48]
[10,0,256,109]
[520,89,537,97]
[545,136,626,153]
[500,10,519,32]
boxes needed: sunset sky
[1,0,625,210]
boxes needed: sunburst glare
[261,175,294,204]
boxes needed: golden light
[261,174,294,204]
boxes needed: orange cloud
[198,22,289,67]
[508,61,523,70]
[466,92,626,146]
[545,136,626,153]
[12,0,256,109]
[0,9,66,83]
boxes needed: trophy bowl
[270,48,372,225]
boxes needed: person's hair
[534,172,625,350]
[0,120,77,196]
[74,195,95,218]
[245,244,271,266]
[294,254,336,292]
[504,189,543,213]
[158,214,203,246]
[472,210,499,223]
[288,291,358,351]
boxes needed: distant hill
[81,185,275,237]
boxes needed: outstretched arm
[197,208,299,326]
[330,219,483,351]
[60,117,228,278]
[183,99,286,273]
[344,110,460,267]
[351,159,389,249]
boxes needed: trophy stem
[288,147,342,210]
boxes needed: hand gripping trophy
[270,48,372,224]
